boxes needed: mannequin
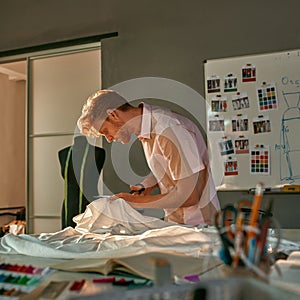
[58,135,105,228]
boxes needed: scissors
[129,184,145,195]
[215,202,252,265]
[214,204,238,265]
[216,204,239,238]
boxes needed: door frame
[0,34,115,233]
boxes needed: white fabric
[0,198,220,259]
[73,197,173,235]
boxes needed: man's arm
[129,174,159,195]
[114,169,207,209]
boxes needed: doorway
[0,42,102,234]
[0,60,26,229]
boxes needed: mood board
[204,49,300,190]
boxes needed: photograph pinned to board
[207,75,221,93]
[250,144,270,175]
[253,115,271,134]
[234,136,249,154]
[224,73,238,92]
[231,92,250,110]
[256,82,278,111]
[208,114,225,131]
[242,63,256,82]
[218,136,234,156]
[211,94,228,112]
[232,114,249,132]
[224,156,238,176]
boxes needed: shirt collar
[138,102,152,140]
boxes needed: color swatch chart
[256,82,278,111]
[0,263,51,298]
[250,145,270,174]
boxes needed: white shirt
[138,103,220,225]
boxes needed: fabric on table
[0,198,220,259]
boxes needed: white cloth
[0,198,220,259]
[73,197,174,235]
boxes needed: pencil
[246,182,264,262]
[232,212,244,268]
[254,199,273,265]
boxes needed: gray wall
[1,1,299,90]
[1,0,300,228]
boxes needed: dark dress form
[58,135,105,228]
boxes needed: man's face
[97,114,131,144]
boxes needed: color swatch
[250,145,270,174]
[256,82,278,111]
[0,263,51,295]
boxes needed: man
[77,89,220,225]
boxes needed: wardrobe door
[28,45,101,233]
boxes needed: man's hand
[129,184,146,195]
[110,192,145,205]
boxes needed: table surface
[0,228,299,299]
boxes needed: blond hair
[77,90,129,137]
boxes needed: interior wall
[0,74,25,209]
[1,1,299,92]
[0,0,300,227]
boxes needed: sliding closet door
[28,44,101,234]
